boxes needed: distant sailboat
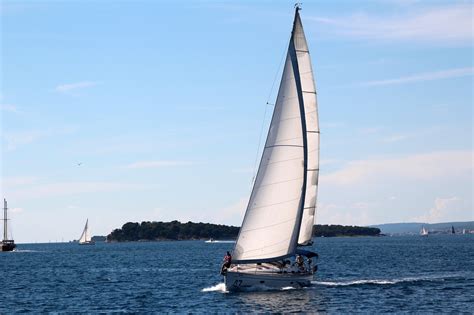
[78,219,95,245]
[451,226,455,234]
[1,198,16,252]
[420,226,428,236]
[222,5,319,291]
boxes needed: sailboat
[1,198,16,252]
[222,6,319,291]
[451,226,455,234]
[78,219,95,245]
[420,226,428,236]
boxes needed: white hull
[225,270,313,291]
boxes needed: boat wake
[201,283,298,293]
[205,240,235,244]
[202,283,227,293]
[312,273,465,287]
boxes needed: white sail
[233,9,311,263]
[293,11,320,246]
[79,219,91,243]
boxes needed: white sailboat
[420,226,429,236]
[223,5,320,291]
[78,219,95,245]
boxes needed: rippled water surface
[1,235,473,312]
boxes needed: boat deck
[228,262,314,276]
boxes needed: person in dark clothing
[220,251,232,275]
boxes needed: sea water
[1,235,473,312]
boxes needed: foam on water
[281,286,296,290]
[10,249,43,253]
[202,283,227,293]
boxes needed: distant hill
[107,221,381,242]
[370,221,474,235]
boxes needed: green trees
[107,221,239,242]
[107,221,381,242]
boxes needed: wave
[205,240,236,243]
[312,274,466,287]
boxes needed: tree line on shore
[106,221,381,242]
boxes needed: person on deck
[220,251,232,274]
[295,255,305,271]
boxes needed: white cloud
[8,181,144,200]
[412,197,460,223]
[2,130,45,151]
[382,134,410,143]
[10,207,24,213]
[321,122,345,128]
[2,176,38,187]
[310,4,473,43]
[316,202,371,226]
[0,104,20,113]
[321,150,473,186]
[362,67,473,87]
[2,126,78,151]
[55,81,99,93]
[126,160,194,169]
[214,197,248,225]
[358,127,382,135]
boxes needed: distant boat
[1,198,16,252]
[205,238,215,243]
[78,219,95,245]
[451,226,455,234]
[420,226,429,236]
[222,6,319,291]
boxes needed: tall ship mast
[1,198,16,252]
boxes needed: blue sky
[1,0,472,242]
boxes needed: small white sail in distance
[79,219,91,243]
[232,8,319,263]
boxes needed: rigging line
[250,36,292,187]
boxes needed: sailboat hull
[1,241,16,252]
[225,270,313,291]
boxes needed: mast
[3,198,7,241]
[288,5,308,248]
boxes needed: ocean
[1,235,473,313]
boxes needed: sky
[1,0,472,243]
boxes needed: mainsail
[233,8,319,263]
[79,219,91,243]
